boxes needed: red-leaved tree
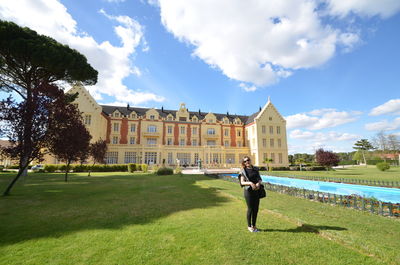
[88,139,107,176]
[48,103,91,182]
[315,148,340,170]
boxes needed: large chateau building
[45,84,289,167]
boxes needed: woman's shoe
[247,226,254,232]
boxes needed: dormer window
[167,115,173,121]
[192,117,198,122]
[150,115,155,120]
[208,119,214,123]
[131,113,137,119]
[114,112,120,118]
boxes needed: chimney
[127,103,130,110]
[259,106,262,111]
[161,106,164,112]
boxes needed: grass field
[1,172,399,265]
[261,165,400,182]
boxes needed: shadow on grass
[0,173,228,246]
[261,224,347,233]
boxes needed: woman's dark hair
[241,156,252,169]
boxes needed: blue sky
[1,0,399,154]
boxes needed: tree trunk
[65,160,70,182]
[362,151,366,166]
[88,162,95,177]
[3,157,29,196]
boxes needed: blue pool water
[220,174,400,203]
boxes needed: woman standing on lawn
[239,156,263,232]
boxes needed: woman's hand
[250,183,257,190]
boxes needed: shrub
[44,164,57,173]
[141,164,148,172]
[304,166,326,171]
[128,163,136,173]
[259,166,267,171]
[376,162,390,171]
[367,159,384,165]
[156,167,173,175]
[136,164,142,171]
[174,167,182,175]
[271,166,290,171]
[289,166,300,171]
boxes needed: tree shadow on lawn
[0,173,229,246]
[261,224,347,233]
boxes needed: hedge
[156,167,173,175]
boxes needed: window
[263,153,267,162]
[278,139,281,148]
[269,126,274,134]
[84,115,91,125]
[194,153,199,164]
[207,128,215,135]
[237,141,242,147]
[167,138,173,145]
[150,115,155,120]
[279,153,283,164]
[226,154,235,164]
[269,117,272,121]
[130,137,135,145]
[262,125,266,134]
[167,152,173,164]
[271,153,275,162]
[192,139,197,146]
[144,152,157,164]
[270,138,274,147]
[180,139,185,146]
[208,119,214,123]
[180,126,186,134]
[131,113,137,119]
[130,124,136,132]
[147,125,157,133]
[167,126,173,134]
[207,140,216,146]
[277,126,281,134]
[179,117,187,121]
[223,118,229,124]
[113,123,119,132]
[224,140,229,147]
[167,115,173,121]
[262,138,266,148]
[114,112,120,118]
[112,136,118,144]
[147,138,157,145]
[105,152,118,164]
[192,127,198,135]
[124,152,137,163]
[192,117,198,122]
[224,129,229,136]
[177,153,191,165]
[237,130,241,137]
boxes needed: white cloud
[286,109,361,130]
[149,0,400,89]
[239,83,257,92]
[0,0,164,106]
[326,0,400,18]
[365,117,400,131]
[290,129,360,141]
[369,99,400,116]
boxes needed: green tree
[88,139,107,176]
[0,20,97,195]
[264,158,273,171]
[353,139,374,165]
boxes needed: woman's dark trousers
[244,188,260,227]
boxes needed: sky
[0,0,399,154]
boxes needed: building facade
[45,84,289,167]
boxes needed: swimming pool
[219,174,400,203]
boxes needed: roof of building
[100,105,253,124]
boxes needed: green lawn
[0,172,399,265]
[261,165,400,182]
